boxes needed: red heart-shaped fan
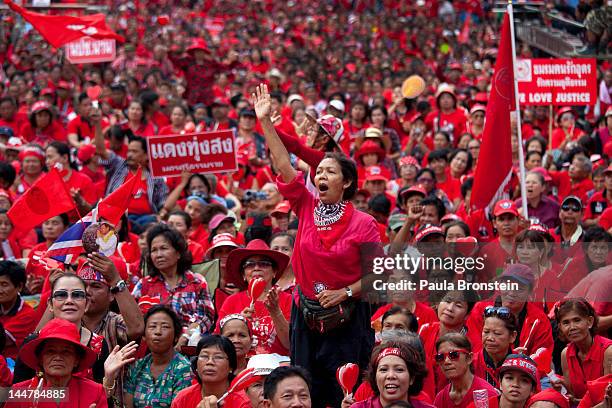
[157,15,170,26]
[336,363,359,395]
[184,122,196,133]
[218,367,257,403]
[455,236,478,257]
[86,85,102,101]
[530,347,552,373]
[248,278,266,302]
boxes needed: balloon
[336,363,360,395]
[157,15,170,26]
[248,278,266,302]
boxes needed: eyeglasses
[52,289,87,302]
[561,204,581,212]
[468,146,480,151]
[483,306,512,319]
[198,354,228,363]
[243,260,273,270]
[434,349,470,363]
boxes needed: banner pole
[508,1,529,218]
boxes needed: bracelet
[103,377,116,391]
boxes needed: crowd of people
[0,0,611,407]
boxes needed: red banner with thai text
[65,38,116,64]
[516,58,597,106]
[147,130,237,178]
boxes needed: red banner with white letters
[65,38,116,64]
[146,130,237,178]
[516,58,597,106]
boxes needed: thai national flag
[46,210,97,264]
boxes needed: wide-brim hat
[20,318,97,372]
[205,233,239,259]
[187,38,212,55]
[225,239,290,290]
[355,140,385,162]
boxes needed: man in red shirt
[549,155,594,203]
[481,200,521,282]
[67,93,108,149]
[550,196,584,263]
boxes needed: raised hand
[252,84,272,120]
[104,341,138,380]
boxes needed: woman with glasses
[554,298,612,403]
[467,139,480,168]
[12,273,110,384]
[415,168,453,213]
[122,305,191,408]
[471,306,518,388]
[420,291,480,393]
[467,264,554,358]
[132,223,215,352]
[433,333,497,408]
[219,314,253,374]
[172,335,248,408]
[217,239,291,356]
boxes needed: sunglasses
[483,306,511,319]
[435,349,470,363]
[561,204,581,212]
[52,289,87,301]
[243,260,273,270]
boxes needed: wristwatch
[345,287,353,299]
[110,280,127,294]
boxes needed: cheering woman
[253,84,382,408]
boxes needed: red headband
[376,348,403,365]
[18,147,45,163]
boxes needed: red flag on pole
[97,168,141,226]
[8,168,76,233]
[470,12,516,210]
[5,0,124,49]
[458,14,471,44]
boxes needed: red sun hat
[209,213,236,231]
[399,184,427,199]
[187,38,212,55]
[19,318,98,372]
[414,224,444,243]
[225,239,290,291]
[355,140,385,163]
[493,199,519,217]
[205,233,239,259]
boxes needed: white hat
[287,94,304,105]
[328,100,345,113]
[246,354,291,376]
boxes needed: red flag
[5,0,124,49]
[8,169,76,233]
[97,168,141,226]
[458,14,471,44]
[471,12,515,210]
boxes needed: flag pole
[507,0,529,218]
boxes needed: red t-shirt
[172,383,248,408]
[0,297,38,359]
[127,174,152,215]
[0,113,28,133]
[434,375,499,408]
[217,290,292,355]
[188,240,204,264]
[371,302,438,334]
[67,116,109,143]
[65,170,97,204]
[425,108,468,143]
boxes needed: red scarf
[315,201,354,250]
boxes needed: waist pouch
[298,286,356,334]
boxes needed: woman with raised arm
[253,84,382,408]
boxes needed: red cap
[531,167,552,182]
[40,88,55,96]
[556,106,576,123]
[499,354,538,385]
[57,80,72,89]
[409,113,425,124]
[77,144,96,163]
[205,233,239,259]
[603,164,612,175]
[30,100,52,114]
[448,62,462,71]
[18,146,45,163]
[187,38,211,55]
[399,156,420,169]
[355,140,385,162]
[400,184,427,199]
[271,200,291,217]
[528,389,569,408]
[470,104,486,115]
[493,199,519,217]
[364,165,390,182]
[211,97,230,107]
[414,224,444,243]
[440,213,463,223]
